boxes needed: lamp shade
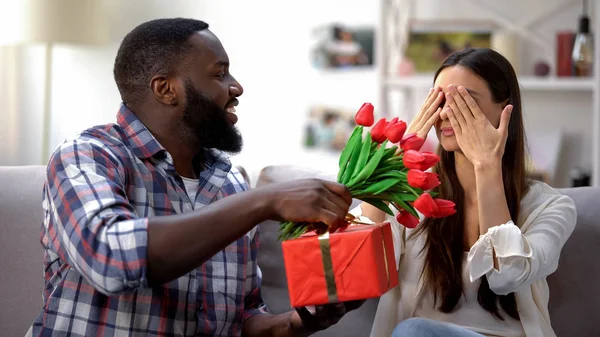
[22,0,109,45]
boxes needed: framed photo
[311,24,375,70]
[303,105,356,152]
[404,20,494,74]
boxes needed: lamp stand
[41,42,53,164]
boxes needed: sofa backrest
[0,165,46,336]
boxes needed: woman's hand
[406,87,444,141]
[444,85,513,168]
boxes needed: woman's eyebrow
[465,88,479,97]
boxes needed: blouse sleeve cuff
[467,220,532,282]
[349,204,375,224]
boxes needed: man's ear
[150,75,181,106]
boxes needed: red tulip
[402,150,440,171]
[370,118,387,143]
[355,103,375,127]
[385,120,407,143]
[396,209,420,228]
[413,194,457,218]
[400,133,425,151]
[384,117,399,133]
[407,169,440,190]
[413,193,438,218]
[432,199,457,218]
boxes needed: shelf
[385,75,595,92]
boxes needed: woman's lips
[441,127,454,137]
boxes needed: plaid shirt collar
[116,104,167,160]
[115,103,232,173]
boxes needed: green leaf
[369,170,406,182]
[398,181,422,197]
[340,130,366,184]
[348,140,388,187]
[391,192,418,202]
[388,194,419,218]
[351,177,401,196]
[374,157,405,174]
[354,191,415,202]
[370,140,379,153]
[381,146,399,162]
[351,132,373,179]
[357,198,394,216]
[337,126,363,181]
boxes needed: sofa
[1,164,599,337]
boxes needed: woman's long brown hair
[412,48,529,320]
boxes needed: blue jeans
[392,318,485,337]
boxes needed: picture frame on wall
[403,20,495,74]
[303,105,356,152]
[311,24,375,70]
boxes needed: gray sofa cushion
[549,187,600,337]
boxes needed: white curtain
[0,46,21,164]
[0,45,45,166]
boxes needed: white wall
[201,0,381,182]
[1,0,594,187]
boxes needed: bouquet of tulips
[278,103,457,240]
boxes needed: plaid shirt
[27,105,268,337]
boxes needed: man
[27,18,360,337]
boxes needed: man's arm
[146,186,278,285]
[47,138,352,293]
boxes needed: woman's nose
[439,106,449,120]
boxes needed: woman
[353,48,577,337]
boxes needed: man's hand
[241,301,364,337]
[292,301,365,334]
[261,178,353,233]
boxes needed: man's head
[114,18,243,154]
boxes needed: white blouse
[350,181,577,337]
[415,253,524,336]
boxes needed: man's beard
[181,82,243,154]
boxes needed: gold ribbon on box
[381,232,391,288]
[318,232,339,303]
[317,224,392,303]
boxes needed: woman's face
[433,65,505,152]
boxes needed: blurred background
[0,0,598,188]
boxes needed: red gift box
[281,222,398,307]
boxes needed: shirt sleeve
[467,194,577,295]
[349,203,406,269]
[243,227,269,321]
[44,137,149,296]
